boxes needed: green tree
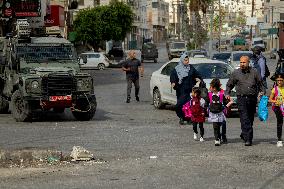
[186,0,213,49]
[73,0,134,50]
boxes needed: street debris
[70,146,94,161]
[149,156,157,159]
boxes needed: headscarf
[175,53,190,84]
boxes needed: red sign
[49,95,72,102]
[3,0,41,17]
[44,5,65,27]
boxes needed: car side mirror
[227,58,231,63]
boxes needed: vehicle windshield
[254,40,263,45]
[233,53,252,61]
[171,42,185,49]
[212,53,231,60]
[16,45,77,62]
[192,63,233,79]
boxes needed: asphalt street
[0,44,283,189]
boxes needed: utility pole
[271,6,274,49]
[250,0,255,45]
[209,1,214,58]
[218,0,221,52]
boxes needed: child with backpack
[269,74,284,147]
[208,79,232,146]
[190,87,206,142]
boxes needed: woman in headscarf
[170,53,203,125]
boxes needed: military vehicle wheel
[72,96,97,121]
[11,90,32,122]
[154,58,157,63]
[98,63,105,70]
[0,95,9,113]
[153,88,164,109]
[53,108,65,113]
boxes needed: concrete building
[148,0,169,43]
[263,0,284,50]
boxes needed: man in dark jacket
[170,54,203,125]
[122,50,144,103]
[225,56,265,146]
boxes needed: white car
[79,52,110,70]
[150,58,238,111]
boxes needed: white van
[251,37,265,51]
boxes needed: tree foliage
[73,0,134,46]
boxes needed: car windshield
[171,43,185,49]
[192,63,233,79]
[16,45,76,62]
[254,40,263,44]
[233,53,252,61]
[212,53,231,60]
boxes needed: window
[78,0,84,6]
[280,13,284,20]
[161,62,178,76]
[88,54,100,58]
[152,2,158,8]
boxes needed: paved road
[0,44,283,189]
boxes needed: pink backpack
[208,90,230,117]
[182,100,192,118]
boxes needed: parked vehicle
[150,58,238,112]
[270,48,277,59]
[212,52,231,63]
[167,41,187,60]
[185,49,208,58]
[79,52,110,70]
[233,37,249,51]
[107,46,126,67]
[141,43,158,63]
[251,37,265,51]
[228,51,253,69]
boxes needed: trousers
[237,95,257,142]
[273,106,283,141]
[127,77,140,98]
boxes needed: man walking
[225,56,265,146]
[251,46,268,89]
[122,50,144,103]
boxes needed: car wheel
[98,63,105,70]
[153,89,164,109]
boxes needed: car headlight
[31,81,39,89]
[26,79,41,94]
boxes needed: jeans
[127,77,140,98]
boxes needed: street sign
[246,17,257,26]
[3,0,41,17]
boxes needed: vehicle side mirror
[227,58,231,63]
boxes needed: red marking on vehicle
[49,95,72,101]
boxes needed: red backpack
[190,97,203,115]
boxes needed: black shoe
[126,97,130,103]
[240,134,245,142]
[135,96,140,102]
[245,141,252,146]
[179,118,185,125]
[222,137,228,144]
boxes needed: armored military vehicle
[0,19,96,121]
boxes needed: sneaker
[135,96,140,102]
[200,137,205,142]
[126,98,130,103]
[215,140,221,146]
[193,133,198,140]
[277,141,283,147]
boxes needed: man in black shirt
[225,56,265,146]
[122,50,144,103]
